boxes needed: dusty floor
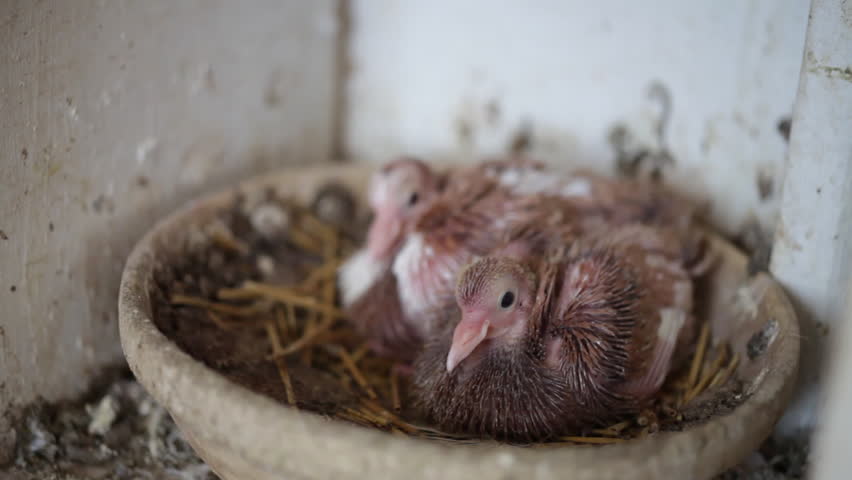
[1,369,216,480]
[0,369,811,479]
[716,435,810,480]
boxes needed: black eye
[500,291,515,308]
[408,192,419,206]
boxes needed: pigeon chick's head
[413,255,570,441]
[366,157,441,260]
[448,257,536,373]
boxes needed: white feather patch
[559,178,592,197]
[498,169,559,195]
[644,253,684,276]
[498,168,592,199]
[631,307,686,394]
[657,307,686,341]
[338,249,387,307]
[672,280,693,310]
[393,233,463,325]
[392,233,428,317]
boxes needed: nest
[150,184,743,447]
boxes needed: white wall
[0,0,338,415]
[346,0,809,236]
[772,0,852,437]
[813,288,852,478]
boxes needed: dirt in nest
[747,318,779,361]
[149,184,377,416]
[659,379,746,433]
[1,368,216,480]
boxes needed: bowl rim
[118,163,800,480]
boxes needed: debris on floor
[716,433,811,479]
[1,369,217,480]
[0,365,812,479]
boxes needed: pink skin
[447,264,534,372]
[365,160,440,261]
[365,204,404,259]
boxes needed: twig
[687,322,710,388]
[302,259,342,292]
[390,367,401,412]
[659,403,678,419]
[339,407,384,428]
[348,406,391,428]
[265,321,284,356]
[711,353,740,389]
[206,311,237,330]
[209,228,250,255]
[268,316,338,358]
[300,340,315,367]
[340,375,353,393]
[308,228,339,369]
[559,436,625,445]
[288,228,325,256]
[301,210,338,240]
[274,357,296,406]
[361,400,418,434]
[335,347,378,400]
[276,305,290,339]
[216,287,259,301]
[227,282,345,318]
[285,302,299,331]
[262,310,297,406]
[171,294,268,317]
[351,341,371,365]
[300,308,316,367]
[591,420,631,437]
[685,346,728,404]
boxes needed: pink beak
[366,208,402,260]
[446,312,490,373]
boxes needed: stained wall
[0,0,339,414]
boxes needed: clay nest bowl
[118,164,799,480]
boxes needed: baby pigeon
[494,165,699,230]
[392,171,699,354]
[338,158,442,304]
[413,223,705,441]
[337,157,444,359]
[339,156,549,360]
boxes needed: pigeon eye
[499,291,515,309]
[408,192,419,206]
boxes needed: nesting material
[150,185,744,447]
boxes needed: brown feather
[345,270,425,362]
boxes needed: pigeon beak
[366,209,402,260]
[446,313,490,373]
